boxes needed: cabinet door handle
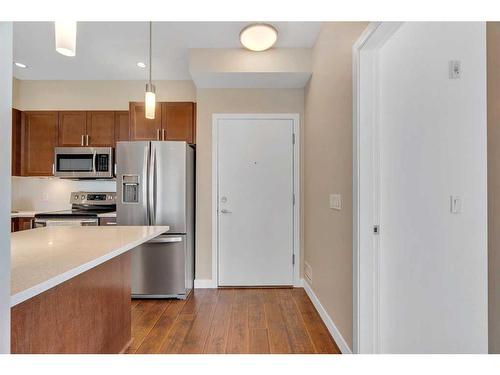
[86,134,89,146]
[156,129,160,140]
[81,135,84,146]
[52,163,55,175]
[162,129,165,141]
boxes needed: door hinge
[373,225,380,235]
[292,254,295,265]
[292,133,296,144]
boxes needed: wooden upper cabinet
[114,111,130,146]
[23,111,58,176]
[162,102,196,144]
[12,108,22,176]
[129,102,161,141]
[58,111,87,146]
[86,111,115,147]
[129,101,196,143]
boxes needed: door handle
[156,129,160,140]
[86,134,89,146]
[81,135,84,146]
[220,209,232,214]
[148,146,154,225]
[148,236,183,243]
[162,129,166,141]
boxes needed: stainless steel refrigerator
[116,141,195,299]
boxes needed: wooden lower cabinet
[11,252,131,354]
[11,218,33,232]
[99,217,117,226]
[22,111,58,176]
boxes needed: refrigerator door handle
[145,144,153,225]
[148,144,156,225]
[148,236,183,244]
[152,145,158,224]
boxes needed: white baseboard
[195,279,303,288]
[302,279,352,354]
[294,278,304,287]
[194,279,217,288]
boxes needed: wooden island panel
[11,252,131,354]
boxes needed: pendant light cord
[149,21,152,84]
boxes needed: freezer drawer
[131,234,192,299]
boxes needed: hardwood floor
[126,288,340,354]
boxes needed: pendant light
[145,21,156,120]
[55,21,77,57]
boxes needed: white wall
[11,177,116,211]
[378,22,487,353]
[189,48,312,88]
[0,22,12,354]
[304,22,368,351]
[13,79,196,110]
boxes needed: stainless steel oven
[54,147,114,179]
[34,191,116,228]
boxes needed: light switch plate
[329,194,342,210]
[449,60,461,79]
[450,195,462,214]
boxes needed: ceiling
[13,22,321,81]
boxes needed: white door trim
[352,22,403,354]
[212,113,301,287]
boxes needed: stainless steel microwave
[54,147,114,179]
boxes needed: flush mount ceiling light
[55,21,77,57]
[144,22,156,120]
[240,23,278,52]
[14,62,27,68]
[137,62,146,68]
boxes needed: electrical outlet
[305,261,313,284]
[329,194,342,210]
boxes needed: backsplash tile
[12,177,116,211]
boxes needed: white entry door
[216,116,295,286]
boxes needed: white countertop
[11,225,168,307]
[11,211,39,218]
[97,211,116,218]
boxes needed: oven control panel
[70,191,116,206]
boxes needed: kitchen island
[10,225,168,354]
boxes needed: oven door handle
[35,218,99,226]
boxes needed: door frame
[212,113,301,287]
[352,22,403,354]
